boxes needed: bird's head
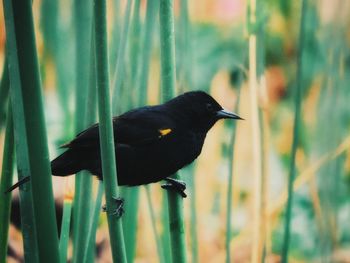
[166,91,243,132]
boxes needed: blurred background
[1,0,350,262]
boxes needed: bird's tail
[51,149,82,176]
[5,149,83,193]
[4,176,31,193]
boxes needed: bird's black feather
[7,91,242,192]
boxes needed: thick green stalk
[4,4,39,261]
[281,0,307,262]
[160,0,176,101]
[0,57,9,130]
[159,0,187,262]
[0,107,14,263]
[59,198,73,263]
[121,187,139,262]
[94,0,127,261]
[3,0,60,262]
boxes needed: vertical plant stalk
[225,91,241,263]
[94,0,128,261]
[159,0,187,263]
[281,0,307,261]
[260,76,271,259]
[137,0,159,106]
[179,1,199,261]
[73,23,97,263]
[120,2,142,261]
[3,0,60,262]
[146,186,165,263]
[59,189,73,263]
[187,164,198,263]
[248,0,263,261]
[161,194,172,262]
[72,1,93,260]
[0,107,14,263]
[4,10,39,263]
[111,0,133,106]
[82,182,104,263]
[129,0,141,84]
[0,57,9,130]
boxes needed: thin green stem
[94,0,128,261]
[146,186,165,263]
[281,0,307,262]
[137,0,159,105]
[225,91,241,263]
[73,21,97,263]
[59,199,73,263]
[82,182,104,263]
[72,1,93,258]
[120,2,142,261]
[0,107,14,263]
[187,164,198,263]
[112,0,133,110]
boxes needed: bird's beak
[216,109,244,120]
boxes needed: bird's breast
[115,130,206,186]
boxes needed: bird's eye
[206,103,213,111]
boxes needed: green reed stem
[225,90,241,263]
[3,0,60,262]
[281,0,307,262]
[159,0,187,262]
[4,7,39,260]
[0,57,9,130]
[112,0,133,108]
[59,199,73,263]
[82,182,104,263]
[94,0,128,261]
[73,22,97,263]
[146,186,166,263]
[72,1,93,260]
[137,0,158,105]
[0,107,14,263]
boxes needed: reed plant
[281,0,307,261]
[0,107,14,263]
[94,0,127,261]
[3,0,60,262]
[159,0,187,262]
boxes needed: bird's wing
[64,106,175,149]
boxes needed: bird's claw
[102,197,125,218]
[161,178,187,198]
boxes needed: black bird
[7,91,242,198]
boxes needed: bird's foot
[102,197,125,218]
[161,177,187,198]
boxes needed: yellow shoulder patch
[159,128,172,136]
